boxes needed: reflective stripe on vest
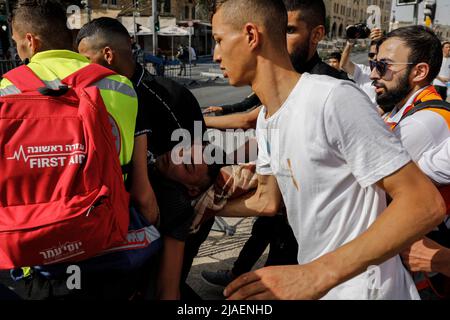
[94,78,137,98]
[0,85,21,96]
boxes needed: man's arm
[340,40,356,76]
[224,162,446,299]
[401,236,450,277]
[204,107,260,130]
[203,93,261,115]
[215,174,282,218]
[157,236,185,300]
[436,76,449,83]
[129,135,159,225]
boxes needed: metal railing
[0,60,20,77]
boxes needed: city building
[325,0,392,38]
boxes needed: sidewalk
[186,217,268,300]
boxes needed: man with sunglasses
[370,26,449,162]
[340,28,383,105]
[370,26,450,299]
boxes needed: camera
[346,23,371,39]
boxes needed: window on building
[191,6,195,20]
[101,0,108,5]
[185,6,189,19]
[163,0,171,12]
[111,0,117,5]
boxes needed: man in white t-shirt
[433,41,450,101]
[419,138,450,185]
[370,26,449,162]
[369,26,450,299]
[340,28,383,106]
[210,0,446,300]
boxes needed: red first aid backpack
[0,64,130,269]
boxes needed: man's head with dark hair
[283,0,325,30]
[11,0,72,60]
[386,26,442,83]
[327,51,341,70]
[155,143,227,198]
[77,17,134,78]
[211,0,290,86]
[212,0,287,45]
[442,41,450,58]
[282,0,327,72]
[370,26,443,111]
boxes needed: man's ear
[187,185,201,198]
[102,46,115,65]
[310,25,325,45]
[411,62,429,84]
[26,33,40,56]
[244,22,260,50]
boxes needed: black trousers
[232,215,298,276]
[0,258,159,300]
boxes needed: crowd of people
[0,0,449,301]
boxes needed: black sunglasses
[369,60,414,77]
[368,52,376,59]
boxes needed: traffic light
[423,0,436,27]
[155,19,160,32]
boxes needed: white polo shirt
[419,138,450,185]
[383,86,449,162]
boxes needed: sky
[391,0,450,25]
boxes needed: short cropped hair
[76,17,131,50]
[211,0,287,46]
[12,0,72,49]
[328,51,341,62]
[282,0,326,30]
[384,26,442,83]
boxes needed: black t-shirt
[131,63,206,161]
[134,93,151,138]
[130,64,205,241]
[148,170,195,241]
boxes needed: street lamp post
[133,0,138,42]
[413,3,419,25]
[81,0,91,23]
[152,0,157,55]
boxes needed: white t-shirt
[383,86,449,162]
[353,63,377,105]
[433,57,450,87]
[418,138,450,185]
[256,73,418,300]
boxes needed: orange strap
[389,86,448,130]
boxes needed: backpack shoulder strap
[401,100,450,121]
[62,64,116,88]
[2,65,46,92]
